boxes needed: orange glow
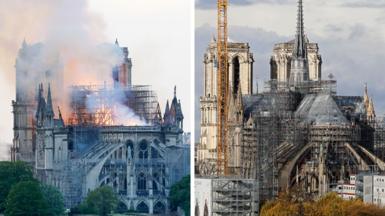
[95,104,114,126]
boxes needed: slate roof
[295,94,349,126]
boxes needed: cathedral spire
[289,0,309,86]
[35,83,46,121]
[58,106,65,126]
[210,35,216,43]
[293,0,306,58]
[154,102,163,125]
[364,83,368,95]
[46,83,54,117]
[364,83,370,110]
[368,97,376,121]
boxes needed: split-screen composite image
[1,0,385,215]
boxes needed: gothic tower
[270,0,322,85]
[198,38,254,165]
[113,39,132,88]
[35,84,55,172]
[12,41,37,164]
[12,41,61,164]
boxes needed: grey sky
[196,0,292,9]
[195,0,385,139]
[0,0,191,159]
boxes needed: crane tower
[216,0,229,176]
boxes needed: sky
[0,0,191,160]
[195,0,385,139]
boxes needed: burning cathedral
[11,39,189,214]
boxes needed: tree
[85,186,118,216]
[4,181,48,216]
[41,184,65,216]
[71,202,95,215]
[170,175,190,216]
[0,161,34,211]
[261,191,385,216]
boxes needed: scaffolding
[211,178,259,216]
[374,116,385,161]
[309,124,361,190]
[266,80,337,95]
[67,85,158,126]
[241,91,305,200]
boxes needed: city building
[334,175,356,200]
[356,172,385,206]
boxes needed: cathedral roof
[242,95,273,118]
[334,96,365,116]
[242,91,299,118]
[296,94,349,126]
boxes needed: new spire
[293,0,307,58]
[289,0,309,86]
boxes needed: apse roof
[296,94,349,126]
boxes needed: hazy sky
[195,0,385,139]
[0,0,191,160]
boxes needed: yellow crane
[216,0,229,176]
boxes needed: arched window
[232,57,240,95]
[153,172,159,193]
[153,202,166,214]
[195,201,200,216]
[153,139,160,145]
[138,173,146,191]
[126,140,134,159]
[270,58,277,80]
[286,59,291,80]
[204,200,209,216]
[136,202,149,213]
[123,177,127,192]
[116,202,128,214]
[139,140,148,159]
[151,147,159,159]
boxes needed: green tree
[71,202,95,215]
[170,175,190,216]
[4,181,48,216]
[85,186,118,216]
[0,161,34,211]
[41,184,65,216]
